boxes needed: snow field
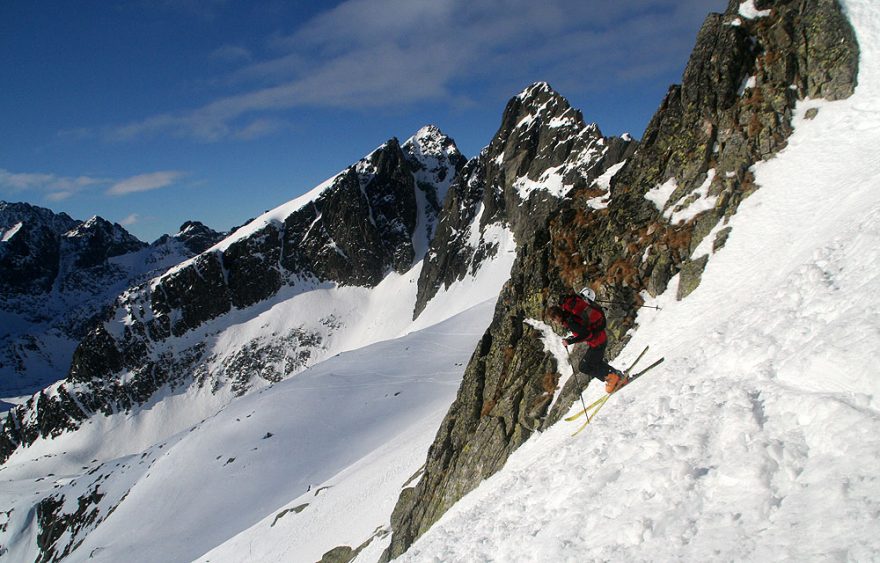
[394,1,880,560]
[0,301,499,563]
[3,3,878,561]
[0,123,517,560]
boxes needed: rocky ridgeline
[0,127,465,462]
[384,0,859,558]
[0,203,223,398]
[414,83,635,317]
[1,202,81,295]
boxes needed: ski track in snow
[395,1,880,561]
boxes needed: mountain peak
[0,200,78,234]
[412,124,445,140]
[403,125,463,161]
[516,81,555,101]
[503,81,583,135]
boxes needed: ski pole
[594,299,661,311]
[566,345,591,417]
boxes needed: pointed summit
[403,125,463,163]
[515,81,554,101]
[62,215,146,268]
[402,125,467,202]
[511,81,579,123]
[496,82,590,145]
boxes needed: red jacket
[560,295,607,348]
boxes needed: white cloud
[107,171,185,196]
[0,169,58,191]
[0,167,190,202]
[119,213,141,226]
[0,168,107,200]
[46,190,76,202]
[232,118,288,140]
[210,44,253,64]
[106,0,725,142]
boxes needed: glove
[562,338,570,348]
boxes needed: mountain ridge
[383,0,860,558]
[0,202,223,403]
[1,1,865,557]
[0,87,634,560]
[0,97,634,468]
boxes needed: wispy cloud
[119,213,141,226]
[0,168,107,201]
[0,167,188,201]
[104,0,724,142]
[210,44,253,64]
[107,171,185,196]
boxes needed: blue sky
[1,0,724,241]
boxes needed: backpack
[561,294,606,332]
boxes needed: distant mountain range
[0,202,223,404]
[0,0,866,560]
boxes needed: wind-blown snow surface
[395,2,880,561]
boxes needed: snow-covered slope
[0,126,471,465]
[393,1,880,559]
[4,2,875,560]
[0,124,517,560]
[0,301,497,563]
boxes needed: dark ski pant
[578,343,617,381]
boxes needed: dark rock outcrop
[61,216,146,270]
[413,83,636,317]
[384,0,859,558]
[0,202,80,295]
[152,221,225,255]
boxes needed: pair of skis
[565,346,663,436]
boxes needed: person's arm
[562,313,591,345]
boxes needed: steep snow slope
[0,301,496,562]
[0,217,517,560]
[394,1,880,560]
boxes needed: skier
[546,288,628,394]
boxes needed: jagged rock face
[413,83,636,317]
[384,0,859,558]
[0,202,79,295]
[0,127,466,462]
[153,221,225,256]
[61,216,146,270]
[281,139,425,287]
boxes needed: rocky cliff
[414,83,635,317]
[384,0,859,558]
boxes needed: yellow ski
[564,394,609,421]
[571,394,610,436]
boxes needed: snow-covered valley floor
[0,300,497,562]
[395,1,880,560]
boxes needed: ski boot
[605,371,629,394]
